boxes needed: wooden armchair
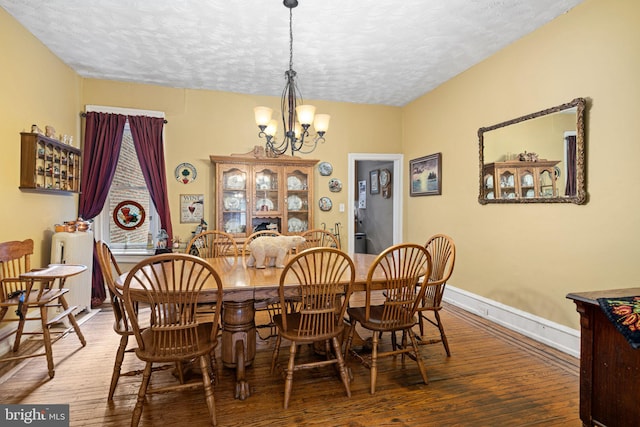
[186,230,238,259]
[96,240,173,400]
[344,243,432,394]
[123,253,223,426]
[0,239,86,378]
[297,228,341,252]
[270,247,355,408]
[416,234,456,356]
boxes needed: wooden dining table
[117,252,380,400]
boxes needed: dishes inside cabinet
[224,219,243,234]
[288,217,307,232]
[288,195,303,211]
[256,198,274,211]
[287,176,304,190]
[226,174,245,190]
[224,197,240,210]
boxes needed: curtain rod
[80,112,168,124]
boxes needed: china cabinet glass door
[221,167,248,236]
[285,167,310,233]
[518,168,535,198]
[498,169,516,199]
[253,166,281,232]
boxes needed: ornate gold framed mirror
[478,97,587,205]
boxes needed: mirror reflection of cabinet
[211,148,318,240]
[483,160,559,200]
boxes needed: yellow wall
[402,0,640,329]
[80,82,401,242]
[0,8,82,266]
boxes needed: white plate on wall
[319,196,332,211]
[328,178,342,192]
[318,162,333,176]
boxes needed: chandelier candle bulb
[265,119,278,137]
[295,104,316,126]
[254,106,274,127]
[313,114,330,133]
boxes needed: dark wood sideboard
[566,288,640,427]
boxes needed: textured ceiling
[1,0,583,106]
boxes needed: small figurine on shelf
[45,125,56,138]
[155,229,171,254]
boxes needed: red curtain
[565,135,577,197]
[128,115,173,241]
[79,112,127,306]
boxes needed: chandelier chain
[289,8,294,72]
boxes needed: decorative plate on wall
[113,200,146,230]
[319,196,333,212]
[318,162,333,176]
[328,178,342,192]
[175,162,197,184]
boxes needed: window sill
[113,249,155,264]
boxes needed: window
[88,106,164,255]
[104,123,158,251]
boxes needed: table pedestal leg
[221,300,256,400]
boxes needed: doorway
[347,153,403,254]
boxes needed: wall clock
[380,168,392,199]
[175,162,197,184]
[113,200,146,230]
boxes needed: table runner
[597,296,640,349]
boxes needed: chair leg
[283,340,298,409]
[131,362,152,427]
[12,305,28,352]
[60,295,86,346]
[343,323,355,359]
[370,331,379,394]
[331,336,351,398]
[39,305,55,379]
[270,334,281,374]
[108,335,129,400]
[407,329,429,385]
[435,311,451,356]
[199,354,218,427]
[418,311,425,337]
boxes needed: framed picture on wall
[180,194,204,223]
[410,153,442,196]
[370,169,380,194]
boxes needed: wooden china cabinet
[482,160,559,200]
[210,147,318,241]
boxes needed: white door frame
[347,153,404,253]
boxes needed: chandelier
[254,0,330,157]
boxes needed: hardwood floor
[0,303,581,426]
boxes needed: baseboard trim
[444,285,580,358]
